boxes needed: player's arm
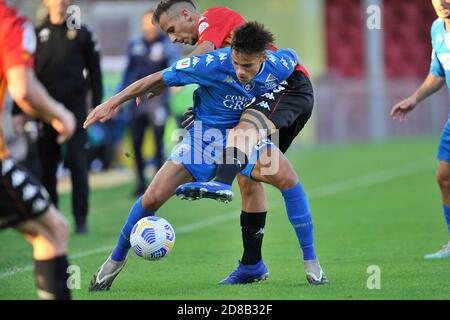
[6,65,76,144]
[391,37,446,122]
[188,41,215,56]
[408,74,444,104]
[391,74,445,122]
[84,71,166,128]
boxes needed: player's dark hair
[231,21,275,55]
[153,0,196,24]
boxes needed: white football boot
[424,240,450,260]
[89,255,127,292]
[304,260,329,285]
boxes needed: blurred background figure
[34,0,103,234]
[0,0,76,300]
[118,9,180,196]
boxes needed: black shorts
[245,70,314,153]
[0,157,51,230]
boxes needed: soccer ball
[130,216,175,260]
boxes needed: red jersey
[197,7,245,50]
[0,2,35,159]
[196,6,310,78]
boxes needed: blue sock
[111,197,155,262]
[282,183,317,261]
[443,205,450,234]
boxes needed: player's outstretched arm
[6,65,76,144]
[84,71,167,129]
[391,74,445,122]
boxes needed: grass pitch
[1,136,449,300]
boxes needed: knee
[32,208,69,258]
[47,211,69,253]
[275,171,299,191]
[238,176,263,197]
[437,169,450,190]
[141,189,165,211]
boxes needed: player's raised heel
[89,255,127,292]
[176,182,234,204]
[219,260,269,285]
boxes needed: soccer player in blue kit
[84,22,328,291]
[391,0,450,259]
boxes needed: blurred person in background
[0,0,75,299]
[391,0,450,259]
[119,9,180,196]
[34,0,103,234]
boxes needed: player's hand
[390,97,417,123]
[84,98,120,129]
[182,107,195,130]
[51,109,76,144]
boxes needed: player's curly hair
[153,0,196,24]
[231,21,275,55]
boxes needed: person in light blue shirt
[84,22,327,291]
[391,0,450,260]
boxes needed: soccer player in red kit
[0,1,76,299]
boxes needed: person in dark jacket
[119,9,180,196]
[35,0,103,234]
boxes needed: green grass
[1,136,450,300]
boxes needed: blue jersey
[430,18,450,91]
[162,47,299,129]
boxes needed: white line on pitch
[0,158,434,279]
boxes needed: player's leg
[216,108,275,184]
[219,175,270,284]
[437,161,450,234]
[238,175,267,266]
[65,116,90,234]
[213,72,311,189]
[424,160,450,259]
[89,160,193,291]
[176,71,313,202]
[15,206,71,300]
[0,157,71,299]
[424,119,450,259]
[249,146,328,285]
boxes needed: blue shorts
[169,123,274,182]
[438,119,450,163]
